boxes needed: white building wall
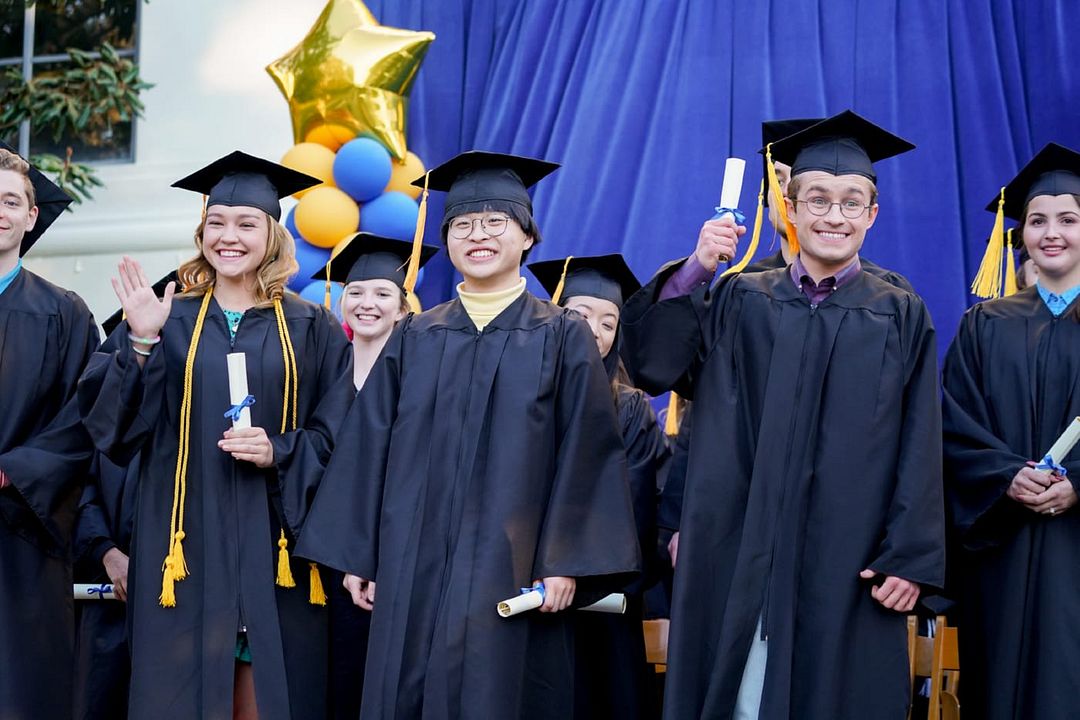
[23,0,325,326]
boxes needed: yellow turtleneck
[457,277,527,331]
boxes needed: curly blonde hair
[178,212,298,306]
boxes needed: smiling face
[564,295,620,358]
[786,171,878,278]
[446,212,534,292]
[0,168,38,262]
[342,278,407,342]
[1023,193,1080,290]
[201,205,269,283]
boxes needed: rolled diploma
[496,591,627,618]
[1037,416,1080,473]
[226,352,252,430]
[74,583,116,600]
[711,157,746,220]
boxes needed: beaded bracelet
[128,332,161,346]
[131,345,152,357]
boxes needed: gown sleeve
[618,386,668,591]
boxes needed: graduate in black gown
[0,144,99,720]
[529,253,669,720]
[620,111,944,720]
[314,234,440,720]
[295,151,640,720]
[943,143,1080,720]
[659,118,919,572]
[77,152,351,720]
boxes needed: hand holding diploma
[695,158,748,269]
[1009,416,1080,516]
[217,352,274,467]
[496,581,627,618]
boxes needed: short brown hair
[0,148,36,207]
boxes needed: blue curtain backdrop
[366,0,1080,352]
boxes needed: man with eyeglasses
[295,151,639,720]
[620,111,944,720]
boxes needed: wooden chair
[907,615,960,720]
[643,618,669,674]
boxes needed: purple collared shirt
[658,255,716,301]
[790,255,862,305]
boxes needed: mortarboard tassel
[324,255,333,309]
[664,391,680,436]
[722,179,765,277]
[971,187,1007,299]
[550,256,574,305]
[1003,228,1019,297]
[403,171,430,309]
[309,563,327,606]
[765,143,800,255]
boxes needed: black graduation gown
[72,452,140,720]
[743,250,917,293]
[573,381,667,720]
[295,291,641,720]
[0,269,99,720]
[942,288,1080,720]
[620,261,944,720]
[77,293,350,720]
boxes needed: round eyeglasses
[795,197,872,219]
[448,214,511,239]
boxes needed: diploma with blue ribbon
[710,157,746,225]
[74,583,116,600]
[496,581,627,618]
[1035,416,1080,477]
[225,352,254,429]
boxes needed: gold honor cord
[160,292,325,607]
[971,187,1007,299]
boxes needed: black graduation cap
[312,232,440,289]
[0,140,74,256]
[527,253,641,308]
[101,270,179,336]
[759,118,822,206]
[768,110,915,183]
[412,151,560,223]
[986,143,1080,221]
[171,151,320,221]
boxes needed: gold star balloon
[266,0,435,160]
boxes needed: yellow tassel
[308,563,327,606]
[1003,228,1018,297]
[276,530,296,588]
[765,143,799,255]
[971,187,1007,299]
[160,556,178,607]
[170,530,188,581]
[722,179,765,277]
[403,172,430,296]
[324,255,333,309]
[664,391,680,435]
[550,256,574,305]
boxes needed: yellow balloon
[266,0,435,161]
[304,124,357,152]
[385,151,426,200]
[295,187,360,248]
[280,143,337,198]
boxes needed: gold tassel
[664,391,680,435]
[971,187,1007,299]
[276,529,296,588]
[765,143,799,255]
[324,254,333,309]
[722,179,765,277]
[404,171,430,297]
[160,556,178,607]
[308,563,327,606]
[1003,228,1018,297]
[550,256,574,305]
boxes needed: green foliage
[1,40,151,203]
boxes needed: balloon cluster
[281,135,427,316]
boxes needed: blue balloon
[359,191,420,241]
[299,280,345,321]
[333,138,393,202]
[284,204,300,238]
[288,238,332,292]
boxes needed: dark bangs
[440,200,543,264]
